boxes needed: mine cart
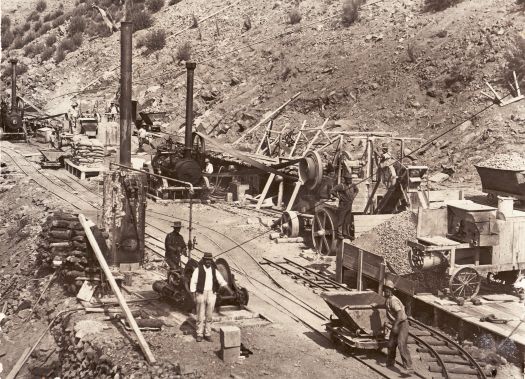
[322,291,388,350]
[475,165,525,203]
[408,199,525,299]
[39,149,70,168]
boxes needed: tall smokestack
[119,21,132,166]
[184,62,196,159]
[9,59,17,111]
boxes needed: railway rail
[1,147,491,378]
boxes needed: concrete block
[220,346,240,363]
[220,325,241,348]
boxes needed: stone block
[220,346,240,363]
[220,325,241,348]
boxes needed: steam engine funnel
[9,58,17,111]
[119,21,132,166]
[184,62,196,159]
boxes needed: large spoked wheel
[280,210,300,238]
[311,207,338,256]
[449,267,481,299]
[192,132,206,167]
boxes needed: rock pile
[476,153,525,171]
[36,212,97,293]
[71,136,104,167]
[352,210,417,275]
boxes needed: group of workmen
[164,220,413,374]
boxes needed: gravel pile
[352,210,417,275]
[476,153,525,171]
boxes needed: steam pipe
[9,58,17,111]
[119,21,132,166]
[184,62,196,159]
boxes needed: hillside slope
[2,0,525,181]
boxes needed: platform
[414,292,525,346]
[64,159,106,180]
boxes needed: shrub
[137,29,166,54]
[69,16,86,35]
[86,21,112,37]
[132,10,153,32]
[342,0,362,26]
[55,47,66,63]
[1,29,14,49]
[176,41,192,61]
[25,42,45,58]
[288,8,302,24]
[23,22,31,31]
[423,0,463,12]
[504,35,525,87]
[1,15,11,34]
[39,22,51,35]
[71,32,83,47]
[147,0,164,13]
[36,0,47,12]
[41,46,55,61]
[12,36,24,49]
[23,31,36,45]
[52,15,66,28]
[28,11,40,22]
[46,33,57,46]
[43,13,52,22]
[34,20,43,32]
[190,13,198,28]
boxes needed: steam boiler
[0,59,26,140]
[147,62,209,198]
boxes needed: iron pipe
[9,58,17,110]
[184,62,196,158]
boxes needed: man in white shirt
[138,127,147,152]
[190,252,232,342]
[203,158,214,174]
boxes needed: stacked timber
[36,211,99,293]
[70,136,104,167]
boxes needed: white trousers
[196,290,216,337]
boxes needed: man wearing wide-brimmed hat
[190,252,233,342]
[330,171,359,239]
[384,279,413,375]
[164,221,187,269]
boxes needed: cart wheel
[311,207,338,256]
[449,267,481,299]
[280,210,300,238]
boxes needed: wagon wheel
[192,132,206,167]
[280,210,300,237]
[449,267,481,299]
[311,207,338,256]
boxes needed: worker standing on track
[190,253,233,342]
[67,101,79,134]
[164,221,187,270]
[330,172,359,239]
[384,279,414,375]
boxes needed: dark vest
[196,261,220,294]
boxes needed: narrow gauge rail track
[2,149,489,378]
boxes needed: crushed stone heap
[351,210,417,276]
[476,153,525,171]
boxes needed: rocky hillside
[2,0,525,181]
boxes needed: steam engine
[0,59,26,140]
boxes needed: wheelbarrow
[321,291,388,350]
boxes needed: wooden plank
[6,347,31,379]
[417,207,448,238]
[79,214,156,364]
[356,249,363,291]
[428,189,464,203]
[256,173,275,210]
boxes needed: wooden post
[277,181,284,209]
[357,248,363,291]
[289,120,306,158]
[285,181,302,211]
[255,120,272,154]
[378,263,386,295]
[335,238,344,283]
[78,214,156,364]
[304,118,329,152]
[256,173,275,209]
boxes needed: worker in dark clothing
[384,279,414,375]
[164,221,187,270]
[330,172,359,239]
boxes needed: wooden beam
[6,347,31,379]
[255,120,273,154]
[285,181,302,211]
[514,71,521,96]
[304,118,329,152]
[356,249,363,291]
[232,92,301,145]
[256,173,275,209]
[277,181,284,209]
[78,214,156,364]
[289,120,306,158]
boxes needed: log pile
[70,136,104,167]
[36,211,98,293]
